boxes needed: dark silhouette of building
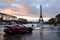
[0,13,17,20]
[56,14,60,24]
[0,13,27,24]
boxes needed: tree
[48,18,55,24]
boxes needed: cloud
[0,0,60,21]
[0,4,38,17]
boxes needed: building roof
[0,13,17,18]
[56,14,60,17]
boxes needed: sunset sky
[0,0,60,22]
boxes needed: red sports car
[4,24,33,34]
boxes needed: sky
[0,0,60,22]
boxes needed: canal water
[0,24,60,40]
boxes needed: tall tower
[38,5,44,27]
[39,5,44,23]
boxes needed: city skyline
[0,0,60,21]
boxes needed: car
[4,24,33,34]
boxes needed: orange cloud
[0,8,16,16]
[16,4,28,15]
[0,4,38,18]
[0,5,28,16]
[16,4,39,17]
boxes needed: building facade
[55,14,60,24]
[0,13,17,20]
[0,13,27,24]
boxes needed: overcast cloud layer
[0,0,60,21]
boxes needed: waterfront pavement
[0,25,60,40]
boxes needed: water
[23,24,37,27]
[0,24,60,40]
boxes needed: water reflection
[3,34,32,40]
[3,34,22,40]
[40,24,44,40]
[56,32,60,37]
[40,31,44,40]
[56,27,60,37]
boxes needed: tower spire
[40,5,42,18]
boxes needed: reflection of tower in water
[37,5,44,28]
